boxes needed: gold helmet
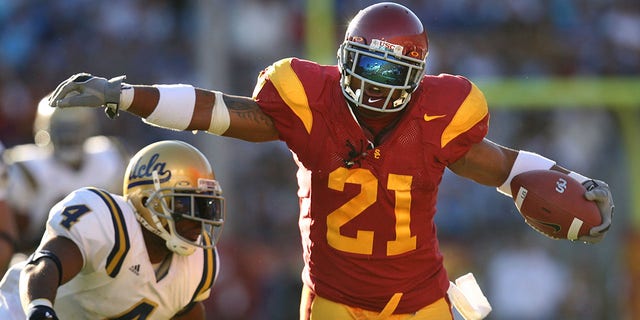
[124,140,225,256]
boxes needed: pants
[299,285,454,320]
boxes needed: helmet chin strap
[151,170,196,256]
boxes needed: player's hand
[27,305,58,320]
[578,179,614,244]
[48,73,125,116]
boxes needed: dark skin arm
[127,86,575,189]
[448,139,517,187]
[20,235,83,307]
[127,86,539,188]
[448,138,570,187]
[127,86,278,142]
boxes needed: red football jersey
[253,58,489,313]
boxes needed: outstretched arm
[449,138,614,244]
[123,85,279,142]
[49,74,279,142]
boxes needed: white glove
[48,73,125,118]
[578,179,614,244]
[447,273,492,320]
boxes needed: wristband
[208,91,230,135]
[26,299,58,320]
[27,298,53,311]
[497,151,556,196]
[568,171,590,184]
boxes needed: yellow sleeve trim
[265,58,313,134]
[87,188,129,278]
[441,82,488,148]
[195,234,216,298]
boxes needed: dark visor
[173,194,222,221]
[354,54,409,86]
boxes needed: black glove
[27,305,58,320]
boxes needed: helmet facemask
[338,39,426,113]
[142,171,225,256]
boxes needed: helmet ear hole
[141,197,149,207]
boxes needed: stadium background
[0,0,638,319]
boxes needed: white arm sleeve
[143,85,196,130]
[497,151,556,196]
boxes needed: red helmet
[338,2,428,113]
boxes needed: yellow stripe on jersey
[441,82,488,148]
[265,58,313,134]
[192,233,216,301]
[87,187,130,277]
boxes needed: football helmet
[338,2,428,113]
[33,95,98,166]
[124,140,225,256]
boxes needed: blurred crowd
[0,0,638,319]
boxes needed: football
[510,170,601,240]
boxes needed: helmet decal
[370,39,404,56]
[127,153,172,188]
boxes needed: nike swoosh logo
[423,113,446,121]
[539,221,562,233]
[528,217,562,233]
[367,97,383,103]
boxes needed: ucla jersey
[5,136,128,249]
[0,187,218,319]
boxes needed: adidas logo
[129,264,140,276]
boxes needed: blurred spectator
[485,233,569,320]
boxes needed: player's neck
[142,227,172,264]
[353,107,403,144]
[152,254,172,281]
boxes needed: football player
[46,2,614,319]
[0,141,18,276]
[0,140,225,319]
[4,96,129,256]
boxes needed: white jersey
[5,136,127,247]
[0,187,218,319]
